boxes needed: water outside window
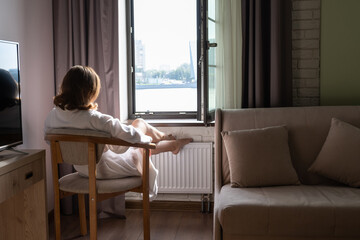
[133,0,197,113]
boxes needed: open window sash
[199,0,217,124]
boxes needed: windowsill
[124,118,214,127]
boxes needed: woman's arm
[89,110,152,144]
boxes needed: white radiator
[152,142,213,194]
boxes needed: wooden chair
[45,128,156,240]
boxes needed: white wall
[0,0,55,211]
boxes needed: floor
[48,209,213,240]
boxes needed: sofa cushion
[309,118,360,187]
[216,184,360,237]
[222,126,299,187]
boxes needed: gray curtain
[53,0,119,117]
[53,0,124,217]
[241,0,292,108]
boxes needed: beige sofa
[214,106,360,240]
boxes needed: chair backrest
[46,128,111,165]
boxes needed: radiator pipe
[207,194,211,213]
[201,194,205,213]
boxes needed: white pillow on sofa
[222,126,300,188]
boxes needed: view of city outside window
[133,0,197,113]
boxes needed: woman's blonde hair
[54,65,101,110]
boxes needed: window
[127,0,216,122]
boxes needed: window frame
[205,0,216,123]
[126,0,211,122]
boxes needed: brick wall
[292,0,321,106]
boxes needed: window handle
[206,41,217,50]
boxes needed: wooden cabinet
[0,149,47,240]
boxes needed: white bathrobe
[44,107,158,198]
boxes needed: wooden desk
[0,149,47,240]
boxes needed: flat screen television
[0,40,23,152]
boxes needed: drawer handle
[25,171,33,180]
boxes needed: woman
[45,65,192,197]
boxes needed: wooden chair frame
[45,133,156,240]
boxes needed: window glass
[208,20,216,43]
[208,0,215,20]
[208,66,216,111]
[133,0,197,113]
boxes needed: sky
[133,0,197,70]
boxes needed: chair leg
[143,190,150,240]
[78,194,87,236]
[89,195,97,240]
[88,142,98,240]
[142,148,151,240]
[51,141,62,240]
[54,192,61,240]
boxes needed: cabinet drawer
[0,158,44,204]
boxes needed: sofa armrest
[214,109,224,195]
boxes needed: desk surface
[0,149,44,176]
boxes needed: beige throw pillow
[309,118,360,187]
[222,126,299,187]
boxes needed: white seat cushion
[59,172,142,194]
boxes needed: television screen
[0,40,22,151]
